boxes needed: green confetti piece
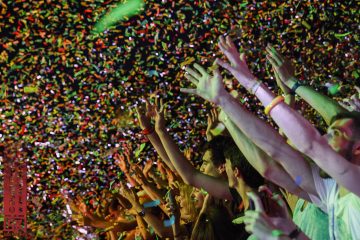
[352,70,359,79]
[134,143,146,158]
[301,20,311,30]
[334,32,351,38]
[93,0,145,34]
[328,83,340,95]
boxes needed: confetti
[93,0,145,33]
[1,0,358,238]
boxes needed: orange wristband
[141,127,154,135]
[264,96,285,115]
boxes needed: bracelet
[290,81,302,93]
[141,127,154,135]
[264,96,285,115]
[288,226,301,239]
[249,81,261,94]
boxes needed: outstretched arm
[219,110,309,200]
[135,99,175,171]
[218,36,360,196]
[154,99,232,200]
[181,61,317,198]
[266,45,349,126]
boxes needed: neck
[233,180,252,210]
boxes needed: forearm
[285,78,348,125]
[172,218,182,240]
[137,208,173,238]
[139,183,171,216]
[156,127,232,199]
[217,92,316,196]
[254,84,360,195]
[146,131,176,171]
[136,215,151,239]
[140,181,165,203]
[155,128,197,185]
[224,116,308,198]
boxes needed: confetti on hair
[163,215,175,227]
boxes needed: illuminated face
[200,150,218,176]
[190,188,205,209]
[325,118,355,159]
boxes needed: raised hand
[244,190,299,239]
[131,164,148,186]
[120,183,139,205]
[180,63,227,104]
[266,44,295,85]
[143,159,153,178]
[216,36,257,91]
[135,98,156,130]
[206,108,220,141]
[114,152,129,173]
[243,192,279,239]
[154,98,166,131]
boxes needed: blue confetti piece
[163,215,175,227]
[295,175,302,186]
[143,199,160,208]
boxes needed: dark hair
[191,204,240,240]
[223,140,264,189]
[201,136,229,167]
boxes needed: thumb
[215,58,233,72]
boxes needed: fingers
[193,63,208,76]
[226,35,236,49]
[266,54,279,68]
[180,88,197,95]
[212,66,222,80]
[185,66,201,79]
[247,192,265,212]
[159,98,164,113]
[266,45,283,66]
[184,73,199,85]
[240,53,247,64]
[215,58,233,71]
[219,35,227,49]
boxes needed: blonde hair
[179,183,198,222]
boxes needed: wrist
[155,126,166,134]
[217,91,233,108]
[285,77,297,88]
[141,127,155,135]
[280,219,298,235]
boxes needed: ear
[217,164,226,174]
[353,141,360,156]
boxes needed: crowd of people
[55,38,359,239]
[1,0,359,239]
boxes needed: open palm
[180,63,226,105]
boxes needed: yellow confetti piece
[301,20,311,30]
[180,57,196,68]
[24,86,39,93]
